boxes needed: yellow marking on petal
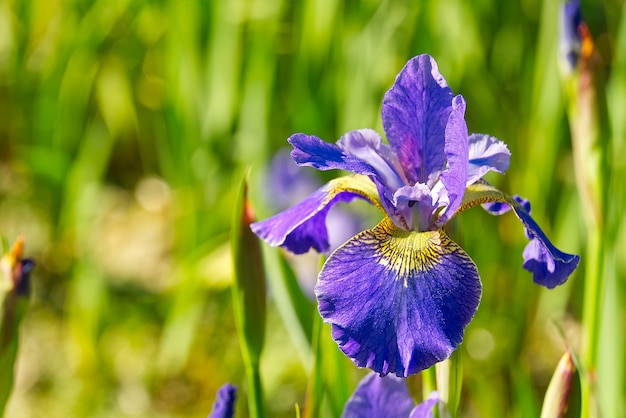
[363,217,454,283]
[324,174,385,214]
[454,180,510,216]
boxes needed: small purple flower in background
[266,149,321,211]
[266,149,364,253]
[559,0,584,72]
[252,54,579,377]
[208,383,237,418]
[342,372,440,418]
[265,149,365,297]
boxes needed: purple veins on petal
[436,94,469,227]
[315,217,481,377]
[289,133,377,177]
[342,372,416,418]
[208,384,237,418]
[381,54,455,185]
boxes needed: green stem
[423,366,439,418]
[580,229,604,418]
[303,314,323,418]
[436,349,463,418]
[245,363,264,418]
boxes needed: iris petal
[457,181,579,288]
[512,205,580,288]
[467,133,511,186]
[316,217,481,377]
[290,131,419,230]
[208,384,237,418]
[409,391,440,418]
[289,133,376,176]
[251,175,381,254]
[341,372,415,418]
[381,55,454,185]
[436,95,469,226]
[337,129,406,191]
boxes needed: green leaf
[231,170,267,418]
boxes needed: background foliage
[0,0,624,416]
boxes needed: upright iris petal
[251,54,579,377]
[382,55,455,184]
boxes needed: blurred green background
[1,0,624,417]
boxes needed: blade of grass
[231,171,267,418]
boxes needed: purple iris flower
[208,383,237,418]
[342,372,440,418]
[251,55,579,377]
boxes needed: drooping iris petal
[467,133,511,186]
[457,181,579,288]
[251,175,381,254]
[316,217,481,377]
[208,384,237,418]
[342,372,415,418]
[409,391,441,418]
[511,204,580,288]
[381,55,454,184]
[436,95,469,226]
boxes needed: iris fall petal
[316,217,481,377]
[251,175,381,254]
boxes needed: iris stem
[580,229,604,418]
[245,363,264,418]
[303,314,323,418]
[422,366,438,418]
[424,352,463,418]
[436,349,462,418]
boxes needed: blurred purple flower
[252,55,579,377]
[265,149,365,297]
[266,149,321,211]
[560,0,584,72]
[208,383,237,418]
[266,149,363,253]
[342,372,440,418]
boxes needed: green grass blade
[231,171,267,418]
